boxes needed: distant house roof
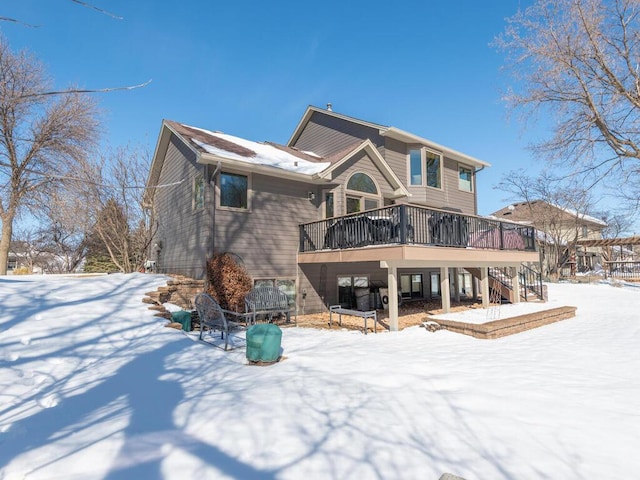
[288,105,491,169]
[492,201,607,227]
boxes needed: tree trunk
[0,212,15,275]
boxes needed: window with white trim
[324,191,334,219]
[408,148,442,189]
[345,172,380,214]
[193,174,205,210]
[219,172,249,210]
[458,165,473,192]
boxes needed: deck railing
[605,261,640,279]
[299,204,536,253]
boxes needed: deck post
[440,267,451,313]
[387,263,399,331]
[472,276,478,301]
[480,267,490,308]
[453,267,460,303]
[511,265,521,304]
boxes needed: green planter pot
[172,310,192,331]
[246,323,282,363]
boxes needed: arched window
[347,173,377,194]
[345,172,380,214]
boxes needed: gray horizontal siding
[293,111,384,158]
[385,138,476,215]
[325,150,396,216]
[214,173,318,281]
[152,134,211,279]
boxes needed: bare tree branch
[0,16,40,28]
[19,79,152,99]
[495,0,640,210]
[70,0,123,20]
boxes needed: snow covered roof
[492,201,607,227]
[166,120,331,176]
[558,206,607,226]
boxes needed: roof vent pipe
[326,103,332,111]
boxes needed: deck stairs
[466,265,544,303]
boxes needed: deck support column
[440,267,451,313]
[453,267,460,303]
[480,267,490,309]
[472,276,478,301]
[387,264,399,332]
[511,265,521,304]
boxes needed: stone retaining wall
[143,275,204,319]
[432,306,577,339]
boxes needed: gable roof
[166,120,330,175]
[288,106,491,168]
[492,201,607,227]
[317,139,410,198]
[146,120,410,200]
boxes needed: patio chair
[194,293,245,351]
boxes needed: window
[401,274,423,299]
[324,191,334,218]
[345,172,380,214]
[337,275,368,308]
[347,173,377,193]
[407,148,442,189]
[430,272,441,297]
[254,278,296,304]
[220,172,248,209]
[582,225,588,237]
[346,196,361,214]
[409,149,422,186]
[458,272,472,297]
[458,165,473,192]
[193,174,205,210]
[426,151,441,188]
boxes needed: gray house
[146,106,539,330]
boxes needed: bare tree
[495,0,640,203]
[593,210,634,238]
[9,228,50,273]
[35,186,91,272]
[0,38,99,275]
[496,170,599,277]
[78,146,156,273]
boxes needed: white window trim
[322,189,335,219]
[216,170,252,212]
[407,146,443,190]
[344,172,382,214]
[458,164,474,193]
[192,174,205,211]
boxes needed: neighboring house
[8,241,47,274]
[492,201,607,276]
[146,106,539,329]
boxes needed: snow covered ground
[1,274,638,480]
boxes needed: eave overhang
[379,127,491,169]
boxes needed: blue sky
[2,0,556,217]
